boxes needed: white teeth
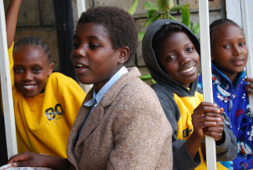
[76,64,83,68]
[23,85,35,88]
[181,66,194,73]
[22,85,35,90]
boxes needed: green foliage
[128,0,140,15]
[128,0,200,82]
[128,0,199,39]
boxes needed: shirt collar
[84,66,128,107]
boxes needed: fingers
[193,102,221,117]
[245,78,253,95]
[204,126,224,141]
[193,114,221,129]
[204,130,223,141]
[12,161,30,167]
[8,152,30,164]
[192,103,224,139]
[245,77,253,83]
[203,116,224,141]
[8,152,36,167]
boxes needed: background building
[3,0,225,79]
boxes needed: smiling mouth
[75,64,88,69]
[232,60,244,66]
[22,85,36,90]
[181,66,194,73]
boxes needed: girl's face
[211,24,248,83]
[13,45,54,98]
[71,23,126,92]
[157,31,200,88]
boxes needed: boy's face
[211,24,248,82]
[71,23,125,91]
[13,45,54,98]
[157,31,199,88]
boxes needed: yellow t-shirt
[8,43,86,158]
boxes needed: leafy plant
[129,0,199,41]
[128,0,200,83]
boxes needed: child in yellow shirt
[3,0,86,159]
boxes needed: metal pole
[0,0,18,158]
[240,0,253,117]
[77,0,86,18]
[198,0,217,169]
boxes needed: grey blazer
[67,67,173,170]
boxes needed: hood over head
[142,19,200,96]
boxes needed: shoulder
[47,72,85,93]
[48,72,79,85]
[152,83,174,97]
[121,77,158,103]
[111,76,163,114]
[151,83,176,108]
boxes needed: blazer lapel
[67,90,93,169]
[75,106,104,147]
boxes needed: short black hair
[210,18,241,48]
[14,37,52,63]
[152,23,199,59]
[77,6,138,64]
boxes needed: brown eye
[166,54,176,61]
[14,67,23,73]
[239,42,245,47]
[223,45,230,49]
[73,42,79,49]
[32,67,41,73]
[89,43,101,49]
[186,47,194,52]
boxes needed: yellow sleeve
[8,42,14,87]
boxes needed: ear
[118,46,130,64]
[47,63,54,76]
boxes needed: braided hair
[14,37,52,63]
[210,18,241,48]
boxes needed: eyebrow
[73,35,102,42]
[219,37,246,43]
[184,42,193,47]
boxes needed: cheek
[244,48,249,57]
[37,73,48,83]
[70,51,75,62]
[14,75,21,83]
[164,65,177,77]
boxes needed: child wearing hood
[142,19,237,170]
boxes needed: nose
[74,44,86,58]
[71,45,86,63]
[180,53,191,65]
[23,71,33,81]
[233,45,242,56]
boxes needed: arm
[198,105,237,161]
[190,102,224,158]
[153,84,200,170]
[8,152,70,170]
[215,125,238,161]
[5,0,22,48]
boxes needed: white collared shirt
[78,66,128,136]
